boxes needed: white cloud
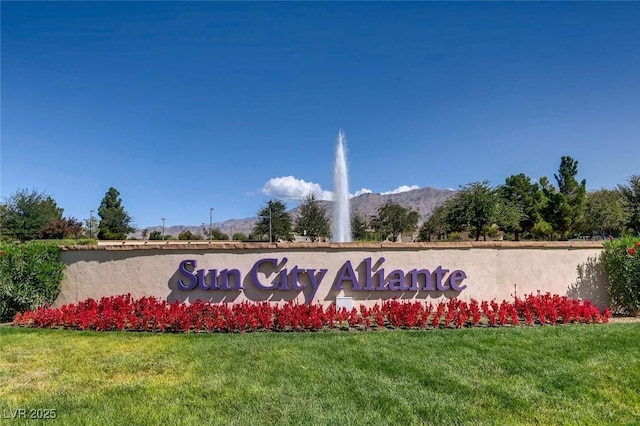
[381,185,420,195]
[261,178,422,201]
[351,188,372,198]
[261,176,333,201]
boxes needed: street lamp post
[161,218,166,240]
[269,206,272,243]
[89,210,94,239]
[209,208,214,240]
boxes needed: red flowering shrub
[12,292,611,333]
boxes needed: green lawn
[1,324,639,425]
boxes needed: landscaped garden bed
[13,292,610,333]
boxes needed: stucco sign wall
[55,241,608,308]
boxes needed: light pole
[269,206,273,243]
[161,218,166,240]
[209,208,214,240]
[89,210,94,239]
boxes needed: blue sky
[2,2,639,229]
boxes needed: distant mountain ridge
[345,186,456,221]
[133,186,456,239]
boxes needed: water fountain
[332,130,352,242]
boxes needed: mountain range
[134,186,455,239]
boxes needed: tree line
[1,157,638,242]
[420,157,639,242]
[0,187,135,242]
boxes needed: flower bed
[12,293,611,332]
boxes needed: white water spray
[332,130,352,242]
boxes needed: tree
[372,201,419,242]
[497,174,545,240]
[149,231,162,240]
[211,229,229,240]
[202,226,229,240]
[531,220,554,241]
[446,181,498,241]
[178,230,201,240]
[39,217,84,239]
[141,228,149,240]
[582,189,629,238]
[618,175,640,235]
[540,156,587,240]
[351,212,370,241]
[97,187,135,240]
[295,193,330,242]
[232,232,248,241]
[84,216,99,239]
[0,189,63,242]
[252,200,293,242]
[417,203,451,242]
[494,200,523,240]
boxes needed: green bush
[0,242,66,321]
[602,236,640,316]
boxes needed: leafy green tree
[97,187,135,240]
[232,232,248,241]
[531,219,554,240]
[351,212,370,241]
[211,229,229,240]
[494,200,523,240]
[149,231,162,240]
[618,175,640,235]
[582,189,629,237]
[0,189,63,242]
[372,201,419,242]
[178,230,201,240]
[252,200,293,242]
[418,203,451,242]
[497,174,545,240]
[447,181,498,241]
[541,156,587,240]
[295,193,330,242]
[202,226,229,240]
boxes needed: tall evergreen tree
[497,173,545,240]
[295,193,330,242]
[541,156,587,240]
[351,212,370,241]
[252,199,293,242]
[97,187,135,240]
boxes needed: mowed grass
[1,325,639,425]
